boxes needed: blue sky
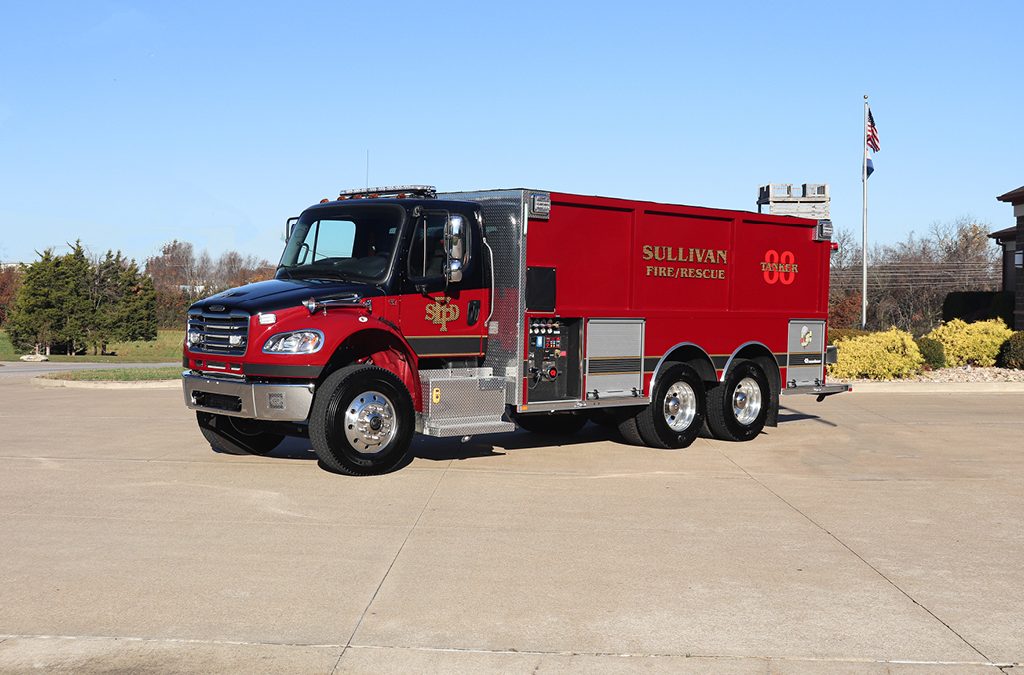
[1,1,1021,264]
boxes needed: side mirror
[444,259,463,283]
[285,217,298,240]
[444,214,466,283]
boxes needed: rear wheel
[513,412,588,435]
[705,359,770,442]
[635,363,706,449]
[309,365,414,476]
[196,412,284,456]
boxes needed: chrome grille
[187,309,250,356]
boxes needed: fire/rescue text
[645,266,726,279]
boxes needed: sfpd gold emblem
[425,297,460,332]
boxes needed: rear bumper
[781,383,850,400]
[182,371,315,422]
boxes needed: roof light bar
[336,185,437,200]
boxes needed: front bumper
[182,371,315,422]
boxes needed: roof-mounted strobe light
[336,185,437,201]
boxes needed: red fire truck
[183,186,847,475]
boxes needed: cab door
[397,209,490,362]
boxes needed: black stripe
[244,364,323,379]
[645,352,791,373]
[407,336,482,356]
[588,357,642,374]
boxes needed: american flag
[866,107,880,152]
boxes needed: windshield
[277,204,404,283]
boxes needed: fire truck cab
[183,186,847,475]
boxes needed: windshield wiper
[283,268,352,282]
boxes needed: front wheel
[705,359,770,442]
[196,412,284,456]
[309,365,415,476]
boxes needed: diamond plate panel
[442,190,528,404]
[419,367,507,422]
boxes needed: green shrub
[999,331,1024,370]
[915,336,946,370]
[923,318,1013,367]
[829,328,924,380]
[828,328,870,345]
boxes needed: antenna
[365,149,369,190]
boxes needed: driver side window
[408,213,449,280]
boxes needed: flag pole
[861,94,869,329]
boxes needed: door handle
[467,300,481,326]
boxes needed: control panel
[527,317,580,402]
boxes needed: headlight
[262,330,324,354]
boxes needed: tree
[87,251,157,354]
[111,257,157,345]
[0,266,21,326]
[829,218,1000,334]
[54,242,94,355]
[7,245,157,355]
[7,250,62,354]
[146,240,208,329]
[145,240,274,328]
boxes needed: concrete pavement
[0,375,1020,673]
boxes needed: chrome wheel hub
[344,390,396,454]
[732,377,762,426]
[663,380,697,432]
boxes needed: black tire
[705,359,770,442]
[196,412,284,456]
[586,409,620,429]
[635,363,706,449]
[513,412,588,435]
[581,407,645,444]
[616,413,645,446]
[309,365,414,476]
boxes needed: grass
[0,329,183,363]
[41,366,182,382]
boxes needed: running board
[781,383,850,401]
[419,416,516,438]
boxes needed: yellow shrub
[828,328,924,380]
[924,318,1012,367]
